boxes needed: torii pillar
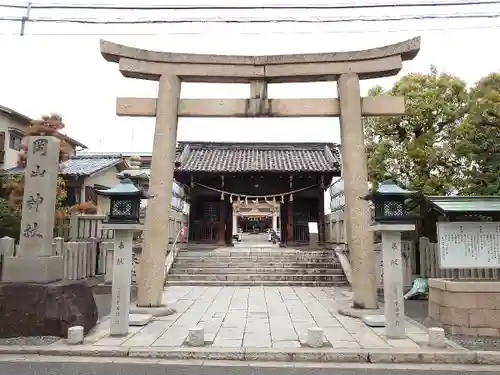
[100,37,420,310]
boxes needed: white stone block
[364,314,386,327]
[129,314,153,326]
[67,326,84,345]
[188,326,205,347]
[307,327,324,348]
[428,327,446,348]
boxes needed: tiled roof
[175,142,341,173]
[1,155,124,177]
[60,155,124,176]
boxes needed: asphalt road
[1,358,499,375]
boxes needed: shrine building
[173,141,341,246]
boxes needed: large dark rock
[0,281,98,338]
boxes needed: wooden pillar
[318,188,325,245]
[218,199,226,245]
[287,199,294,243]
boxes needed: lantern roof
[96,174,150,198]
[376,179,415,195]
[362,177,420,202]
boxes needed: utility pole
[20,2,32,36]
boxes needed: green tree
[453,73,500,195]
[0,198,21,239]
[364,66,469,195]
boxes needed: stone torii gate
[100,37,420,310]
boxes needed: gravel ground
[389,297,500,351]
[0,292,113,346]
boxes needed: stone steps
[173,262,342,269]
[167,247,347,287]
[168,273,346,282]
[175,257,337,264]
[170,267,343,274]
[165,280,347,286]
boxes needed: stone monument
[0,135,98,339]
[2,136,63,282]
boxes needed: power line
[1,13,498,24]
[1,0,500,10]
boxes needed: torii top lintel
[100,37,420,83]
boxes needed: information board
[437,222,500,269]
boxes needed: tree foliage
[364,66,469,195]
[453,73,500,195]
[0,197,22,239]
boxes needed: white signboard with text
[437,222,500,269]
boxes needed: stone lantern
[364,178,418,225]
[361,176,419,340]
[98,174,149,224]
[96,174,151,336]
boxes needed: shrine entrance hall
[173,142,341,247]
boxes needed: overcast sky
[1,0,499,152]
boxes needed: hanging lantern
[229,195,233,203]
[290,193,294,202]
[237,196,241,203]
[221,192,225,201]
[281,195,284,203]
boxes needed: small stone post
[2,136,63,283]
[104,224,136,336]
[379,224,412,339]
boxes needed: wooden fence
[54,212,188,242]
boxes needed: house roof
[0,104,88,149]
[1,154,125,177]
[427,196,500,213]
[174,142,341,173]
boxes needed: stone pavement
[4,285,500,364]
[84,285,438,350]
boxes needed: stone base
[2,255,63,283]
[338,306,382,319]
[429,279,500,337]
[0,280,98,338]
[364,314,386,327]
[130,304,176,317]
[129,314,153,326]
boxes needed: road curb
[1,345,500,364]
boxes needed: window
[9,134,22,151]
